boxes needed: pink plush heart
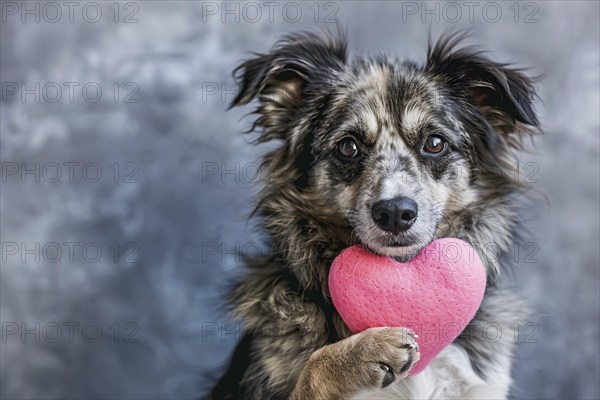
[328,238,486,375]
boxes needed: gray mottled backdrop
[1,1,598,399]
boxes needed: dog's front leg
[290,327,420,400]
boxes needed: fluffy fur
[207,30,541,399]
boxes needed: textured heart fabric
[329,238,486,374]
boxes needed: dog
[207,30,541,399]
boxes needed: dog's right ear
[229,31,347,130]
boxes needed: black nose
[371,197,418,234]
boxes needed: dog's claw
[402,327,418,339]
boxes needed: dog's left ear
[229,31,347,135]
[426,33,541,145]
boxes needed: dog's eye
[337,137,359,159]
[423,135,447,155]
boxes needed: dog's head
[231,31,540,262]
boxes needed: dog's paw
[296,327,420,398]
[351,327,420,388]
